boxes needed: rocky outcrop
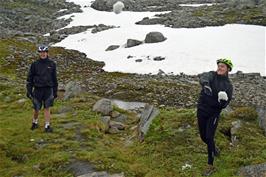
[136,2,266,28]
[91,0,223,12]
[0,0,81,36]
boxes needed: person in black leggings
[197,58,233,176]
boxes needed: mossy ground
[0,76,266,177]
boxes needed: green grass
[0,77,266,177]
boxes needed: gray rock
[17,98,27,104]
[231,120,242,145]
[64,81,82,100]
[126,39,143,48]
[153,56,165,61]
[106,45,120,51]
[110,121,126,130]
[138,104,160,141]
[57,106,74,114]
[135,59,143,62]
[112,114,127,123]
[144,32,166,43]
[67,160,94,177]
[238,163,266,177]
[78,171,124,177]
[257,106,266,135]
[100,116,111,132]
[93,98,113,116]
[111,111,121,118]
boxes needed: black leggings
[197,110,220,165]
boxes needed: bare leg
[44,108,51,125]
[33,109,39,123]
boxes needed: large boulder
[144,32,167,43]
[93,98,113,116]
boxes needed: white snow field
[54,0,266,75]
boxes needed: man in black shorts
[26,45,58,133]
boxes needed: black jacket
[197,71,233,116]
[26,58,58,96]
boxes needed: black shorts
[32,87,54,111]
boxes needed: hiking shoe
[44,126,53,133]
[202,165,216,176]
[31,123,38,130]
[214,147,220,157]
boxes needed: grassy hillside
[0,75,265,177]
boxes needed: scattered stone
[126,39,143,48]
[135,59,143,62]
[153,56,165,61]
[106,45,120,51]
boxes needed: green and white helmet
[217,58,233,71]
